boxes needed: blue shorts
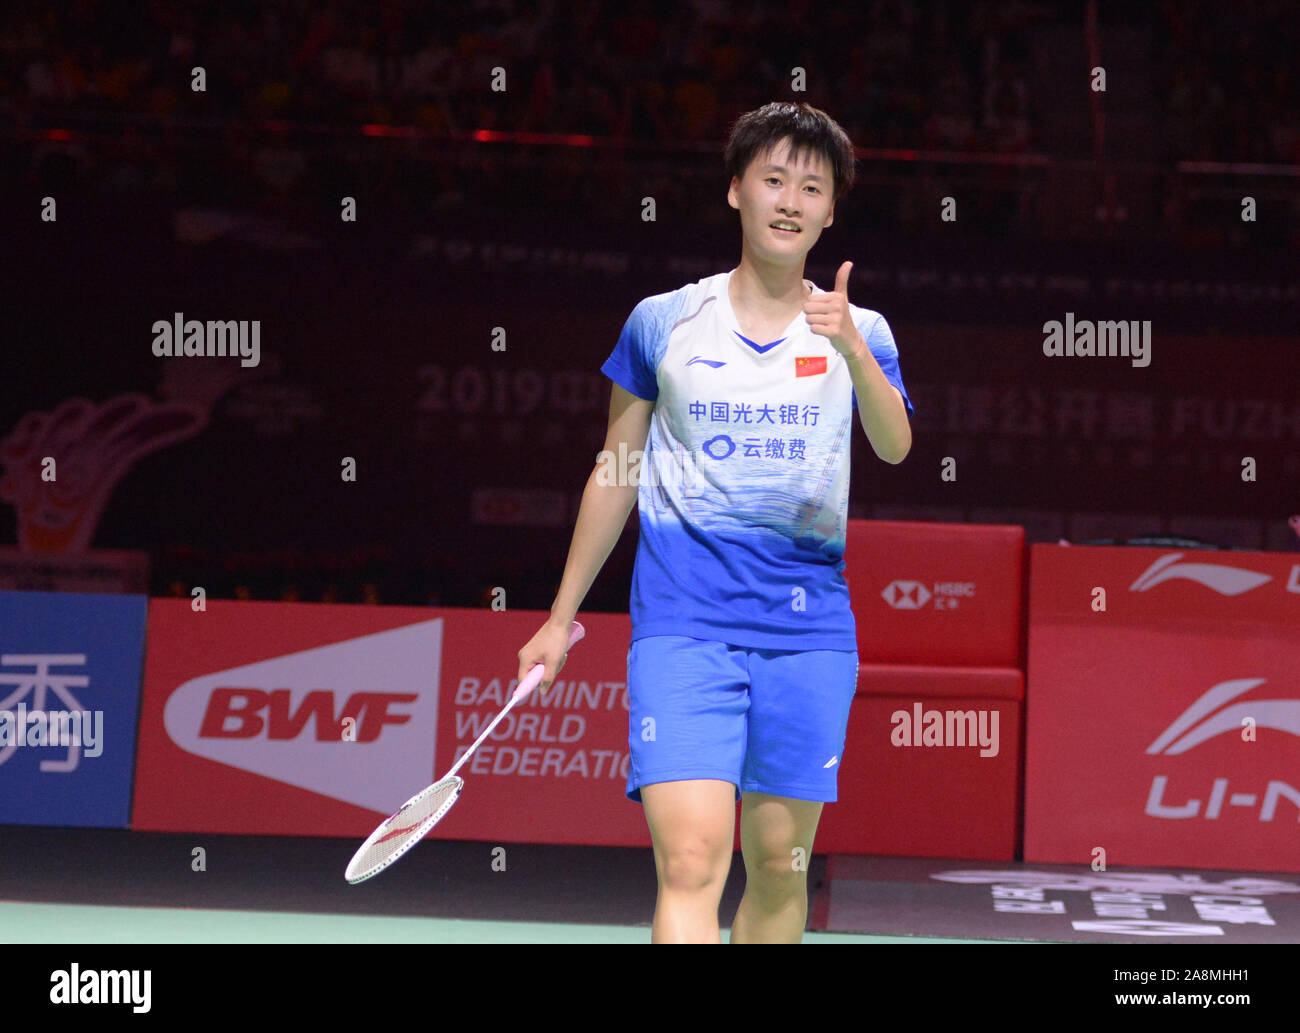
[625,635,860,804]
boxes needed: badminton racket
[345,619,585,883]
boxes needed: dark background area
[4,0,1298,610]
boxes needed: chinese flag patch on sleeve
[795,356,828,377]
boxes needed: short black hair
[724,102,857,202]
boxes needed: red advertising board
[132,601,652,845]
[843,520,1025,667]
[1025,545,1300,873]
[818,674,1022,859]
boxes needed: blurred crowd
[2,0,1295,159]
[1154,1,1300,164]
[3,0,1045,152]
[1,0,1296,234]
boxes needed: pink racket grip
[512,620,586,702]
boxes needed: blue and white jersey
[601,270,914,651]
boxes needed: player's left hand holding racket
[345,619,585,883]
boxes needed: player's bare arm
[521,382,654,693]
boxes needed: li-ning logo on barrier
[1145,677,1300,822]
[1129,553,1273,596]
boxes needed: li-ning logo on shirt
[686,356,726,368]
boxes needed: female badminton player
[518,101,914,943]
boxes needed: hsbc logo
[1145,676,1300,823]
[882,581,929,608]
[163,618,444,812]
[881,579,975,610]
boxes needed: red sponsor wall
[1025,545,1300,873]
[820,521,1025,858]
[131,523,1032,858]
[132,601,651,845]
[127,535,1300,873]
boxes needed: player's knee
[747,851,809,899]
[657,839,730,894]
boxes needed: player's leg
[732,791,822,943]
[625,635,749,943]
[733,645,859,943]
[642,778,736,943]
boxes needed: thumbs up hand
[803,261,863,358]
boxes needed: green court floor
[1,901,1009,943]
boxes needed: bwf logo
[199,690,414,741]
[162,618,444,812]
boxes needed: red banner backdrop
[1024,544,1300,873]
[132,601,650,845]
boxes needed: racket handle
[512,620,585,702]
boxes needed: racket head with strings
[345,619,585,884]
[345,774,464,884]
